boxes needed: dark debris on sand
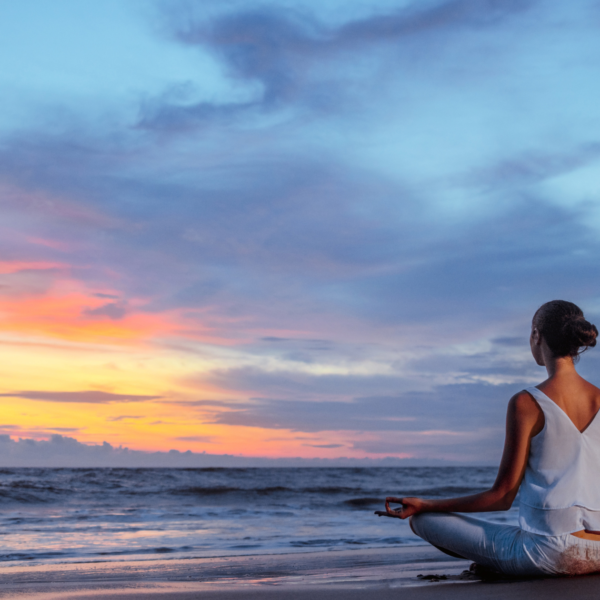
[417,563,520,584]
[416,574,448,582]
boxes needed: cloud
[0,424,79,432]
[463,142,600,190]
[492,337,525,347]
[105,415,144,422]
[202,367,414,398]
[0,434,473,466]
[83,301,128,320]
[144,0,536,130]
[174,435,215,442]
[163,399,244,409]
[0,338,106,352]
[201,346,538,398]
[351,427,505,463]
[304,443,345,448]
[202,381,515,433]
[43,427,81,432]
[0,391,162,403]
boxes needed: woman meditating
[376,300,600,576]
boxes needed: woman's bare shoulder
[505,390,545,436]
[582,379,600,395]
[580,379,600,405]
[508,390,543,419]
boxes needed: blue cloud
[83,301,128,320]
[142,0,537,130]
[0,391,162,403]
[190,374,515,432]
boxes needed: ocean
[0,467,518,565]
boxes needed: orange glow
[0,278,226,345]
[1,292,171,342]
[0,260,393,461]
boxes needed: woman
[376,300,600,576]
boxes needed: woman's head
[532,300,598,360]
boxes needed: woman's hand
[374,497,426,519]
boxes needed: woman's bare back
[535,374,600,539]
[537,376,600,434]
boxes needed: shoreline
[0,546,468,598]
[2,545,600,599]
[0,542,432,569]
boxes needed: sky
[1,0,600,465]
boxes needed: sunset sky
[1,0,600,465]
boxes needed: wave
[344,497,382,507]
[342,487,486,509]
[0,475,488,506]
[0,490,51,504]
[172,484,485,497]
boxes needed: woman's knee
[409,513,470,560]
[410,512,458,542]
[409,515,417,535]
[409,513,428,538]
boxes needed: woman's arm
[376,391,544,519]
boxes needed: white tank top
[519,387,600,536]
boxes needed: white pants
[411,512,600,576]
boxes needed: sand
[1,546,600,599]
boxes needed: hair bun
[534,300,597,360]
[567,318,598,349]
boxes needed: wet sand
[1,546,599,599]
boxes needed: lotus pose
[376,300,600,576]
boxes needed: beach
[2,545,600,600]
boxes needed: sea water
[0,467,517,565]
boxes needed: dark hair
[533,300,598,360]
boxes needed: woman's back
[520,384,600,536]
[537,377,600,434]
